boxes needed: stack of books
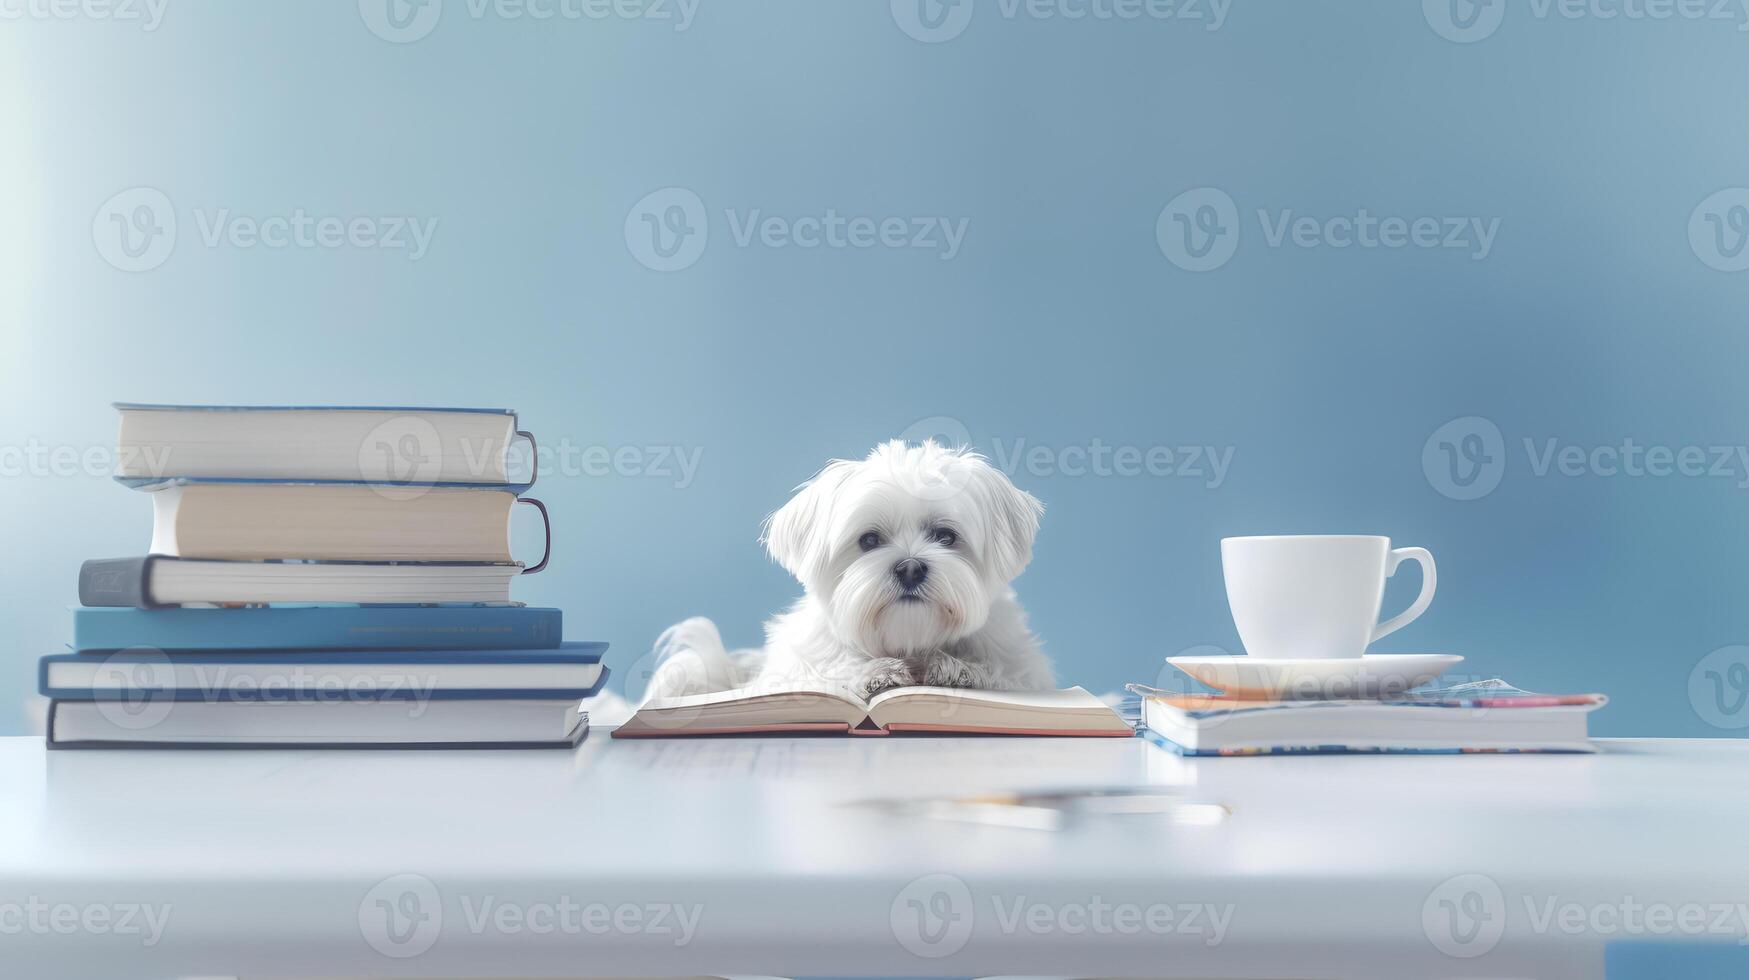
[1136,679,1607,756]
[39,404,607,749]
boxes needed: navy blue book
[41,643,608,701]
[71,605,562,653]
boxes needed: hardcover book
[46,698,588,749]
[1137,680,1607,756]
[71,605,563,653]
[135,481,547,565]
[113,403,533,485]
[80,556,527,607]
[40,644,608,701]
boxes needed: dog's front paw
[921,652,988,689]
[853,658,915,699]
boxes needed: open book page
[866,686,1133,735]
[614,683,1134,737]
[613,681,869,737]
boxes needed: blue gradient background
[3,0,1748,737]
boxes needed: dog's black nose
[893,558,928,592]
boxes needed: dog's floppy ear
[762,458,860,584]
[967,458,1044,583]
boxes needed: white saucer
[1165,653,1464,700]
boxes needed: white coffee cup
[1221,535,1436,660]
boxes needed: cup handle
[1371,547,1436,645]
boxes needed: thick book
[136,480,547,565]
[1138,680,1607,756]
[80,556,525,607]
[613,684,1133,737]
[72,605,563,653]
[113,403,532,485]
[40,644,608,701]
[45,698,588,749]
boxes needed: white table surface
[4,734,1749,979]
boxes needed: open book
[612,684,1133,737]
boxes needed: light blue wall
[4,0,1748,736]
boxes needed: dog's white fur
[646,440,1054,701]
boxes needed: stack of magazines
[39,403,607,749]
[1134,679,1607,756]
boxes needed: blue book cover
[71,605,562,653]
[41,643,607,701]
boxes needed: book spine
[77,557,159,608]
[71,606,563,652]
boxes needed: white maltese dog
[645,439,1055,701]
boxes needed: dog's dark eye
[858,531,883,552]
[932,528,958,548]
